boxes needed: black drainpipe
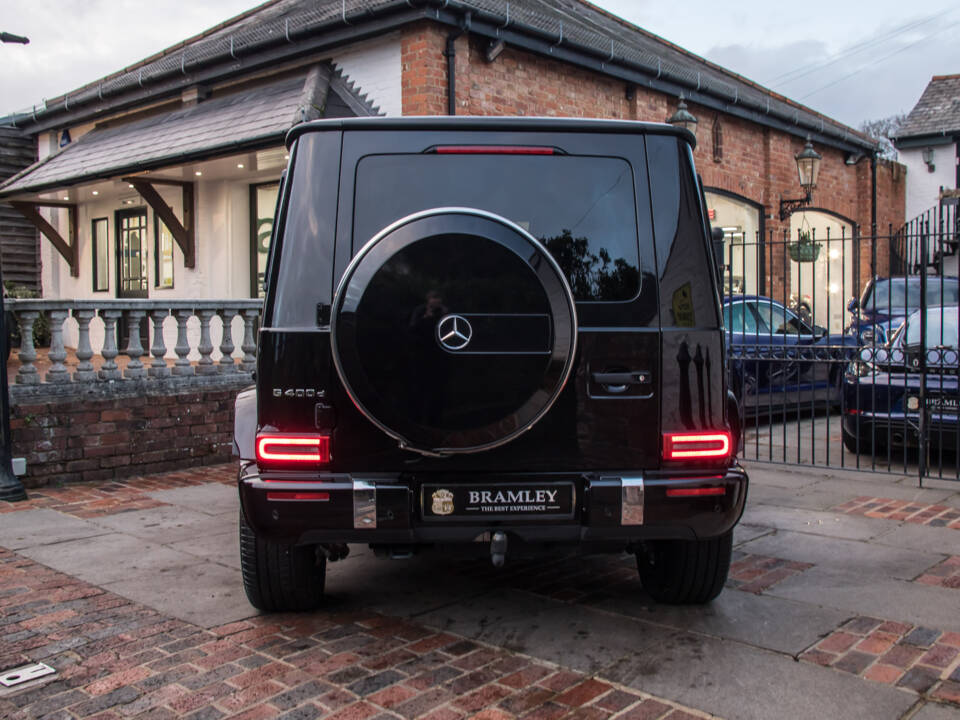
[870,151,877,236]
[444,12,471,115]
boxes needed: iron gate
[721,199,959,482]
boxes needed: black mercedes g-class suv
[234,117,747,611]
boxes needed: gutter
[444,12,471,115]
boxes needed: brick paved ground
[800,616,960,704]
[726,553,814,594]
[3,464,960,718]
[832,497,960,529]
[0,464,235,518]
[915,557,960,590]
[0,547,716,720]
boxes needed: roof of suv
[286,116,695,146]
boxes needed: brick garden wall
[10,377,249,488]
[400,23,907,300]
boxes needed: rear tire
[239,510,326,612]
[636,531,732,604]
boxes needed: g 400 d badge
[431,489,454,515]
[272,388,325,398]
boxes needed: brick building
[1,0,904,327]
[0,0,907,484]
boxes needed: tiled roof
[0,68,378,197]
[5,0,872,151]
[896,74,960,140]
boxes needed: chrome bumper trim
[621,476,644,525]
[353,479,377,529]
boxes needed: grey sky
[2,0,957,127]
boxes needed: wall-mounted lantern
[779,136,822,220]
[667,94,698,139]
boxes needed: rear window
[353,154,640,302]
[865,279,960,311]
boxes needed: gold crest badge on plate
[431,488,454,515]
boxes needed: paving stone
[70,686,142,717]
[931,680,960,705]
[833,651,875,675]
[843,616,885,635]
[896,666,942,693]
[182,707,225,720]
[393,688,457,719]
[555,679,611,707]
[617,700,672,720]
[347,671,404,697]
[904,627,942,648]
[367,684,417,710]
[327,665,370,685]
[275,705,323,720]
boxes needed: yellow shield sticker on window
[672,283,695,327]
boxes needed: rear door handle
[591,371,652,386]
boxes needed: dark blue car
[843,305,959,453]
[846,276,959,346]
[724,295,857,416]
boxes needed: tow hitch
[490,531,508,567]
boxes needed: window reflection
[354,155,641,302]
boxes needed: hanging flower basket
[788,233,821,263]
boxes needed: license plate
[422,483,575,519]
[927,396,959,413]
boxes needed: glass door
[115,208,149,299]
[115,208,149,351]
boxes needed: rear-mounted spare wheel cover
[331,207,577,455]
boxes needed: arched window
[712,117,723,163]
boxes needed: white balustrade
[6,299,263,384]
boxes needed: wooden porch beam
[9,201,78,277]
[124,177,196,268]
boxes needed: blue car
[846,276,959,346]
[843,305,959,453]
[724,295,858,416]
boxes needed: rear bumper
[844,413,959,448]
[239,465,749,546]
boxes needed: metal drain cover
[0,662,55,687]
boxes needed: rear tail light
[256,433,331,466]
[662,432,732,462]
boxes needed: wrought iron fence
[721,201,959,482]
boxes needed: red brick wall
[400,23,907,301]
[401,24,448,116]
[11,386,242,488]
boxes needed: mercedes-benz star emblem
[437,314,473,351]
